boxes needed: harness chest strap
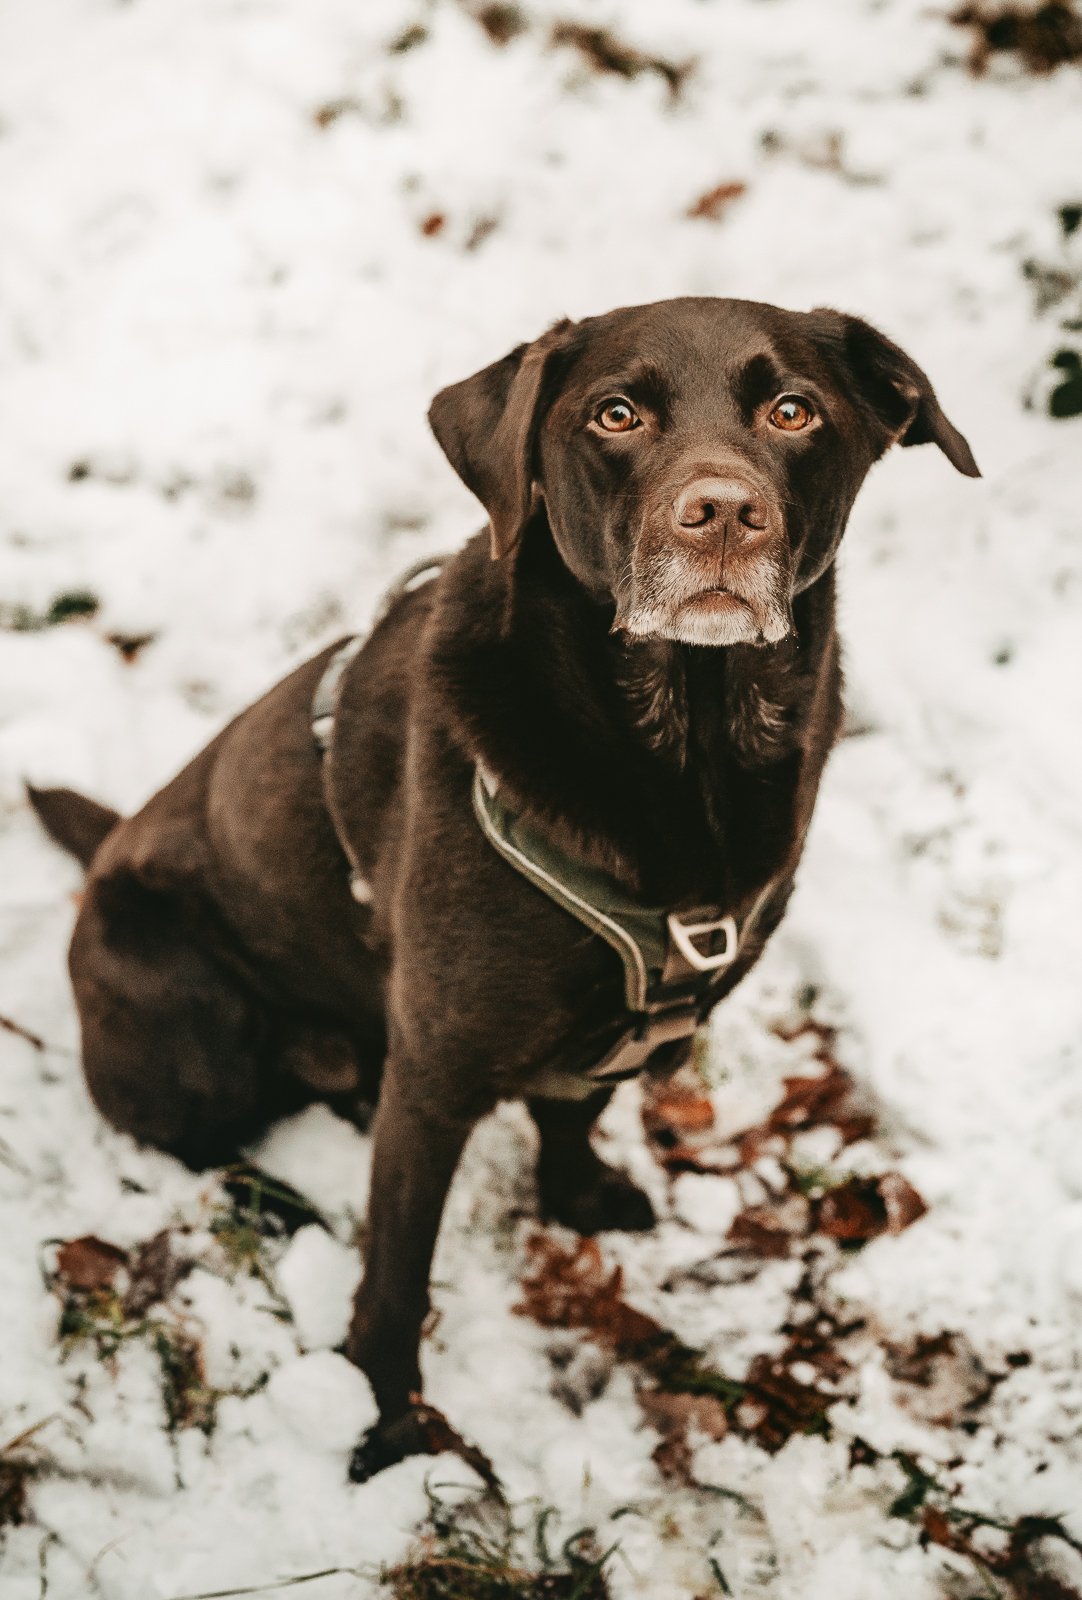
[471,767,775,1091]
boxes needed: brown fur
[29,296,978,1476]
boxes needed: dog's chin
[622,591,791,648]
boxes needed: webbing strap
[472,769,663,1011]
[313,556,450,906]
[471,768,758,1092]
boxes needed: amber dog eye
[769,395,814,431]
[596,398,640,432]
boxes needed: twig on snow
[0,1012,47,1052]
[172,1569,358,1600]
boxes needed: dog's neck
[609,631,802,772]
[433,522,842,906]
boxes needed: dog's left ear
[812,309,981,478]
[428,320,576,559]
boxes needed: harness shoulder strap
[312,556,450,904]
[472,768,662,1011]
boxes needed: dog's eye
[595,399,640,433]
[769,395,814,431]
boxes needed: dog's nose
[672,478,770,544]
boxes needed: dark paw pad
[543,1166,657,1235]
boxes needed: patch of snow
[276,1226,362,1352]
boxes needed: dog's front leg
[344,1054,480,1479]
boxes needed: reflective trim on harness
[472,766,652,1008]
[312,556,450,903]
[312,636,364,752]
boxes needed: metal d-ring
[665,911,739,973]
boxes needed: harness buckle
[585,1002,701,1085]
[665,911,739,974]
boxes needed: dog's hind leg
[528,1091,656,1234]
[70,869,286,1169]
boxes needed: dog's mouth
[680,586,753,615]
[617,569,792,648]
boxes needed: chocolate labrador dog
[30,297,978,1476]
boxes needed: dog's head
[429,297,979,646]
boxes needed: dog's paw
[348,1400,501,1489]
[542,1164,657,1235]
[349,1410,427,1482]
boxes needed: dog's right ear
[428,321,574,559]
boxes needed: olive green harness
[471,766,778,1097]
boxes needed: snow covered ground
[1,1,1081,1595]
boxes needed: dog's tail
[27,785,121,869]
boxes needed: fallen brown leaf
[814,1178,888,1242]
[642,1070,724,1174]
[153,1326,216,1435]
[950,2,1082,75]
[639,1388,729,1483]
[550,21,694,98]
[124,1230,190,1319]
[768,1066,854,1132]
[516,1234,665,1357]
[472,2,528,46]
[687,181,747,221]
[0,1013,47,1053]
[918,1502,1082,1599]
[920,1503,958,1549]
[736,1125,789,1166]
[737,1353,834,1453]
[815,1173,926,1244]
[885,1331,995,1425]
[408,1397,501,1493]
[878,1172,928,1234]
[733,1049,876,1162]
[728,1195,810,1258]
[642,1079,716,1138]
[55,1236,128,1294]
[770,1017,840,1050]
[656,1143,731,1176]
